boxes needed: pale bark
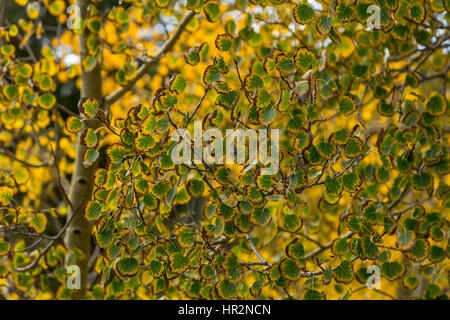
[64,0,102,298]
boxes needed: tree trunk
[64,0,102,299]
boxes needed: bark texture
[64,0,102,298]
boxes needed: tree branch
[245,233,272,266]
[0,147,51,168]
[104,10,196,105]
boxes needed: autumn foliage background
[0,0,449,300]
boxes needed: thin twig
[245,234,272,266]
[105,10,196,105]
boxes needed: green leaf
[304,289,323,300]
[330,128,349,145]
[86,16,102,33]
[134,133,155,152]
[355,3,371,22]
[203,65,221,85]
[0,186,14,206]
[82,149,99,167]
[106,143,126,164]
[412,172,434,190]
[275,54,295,73]
[224,253,241,283]
[212,217,225,237]
[106,244,121,260]
[285,238,305,265]
[203,2,221,23]
[219,204,235,222]
[351,63,368,77]
[1,44,15,57]
[154,88,177,109]
[377,101,395,117]
[355,267,370,284]
[425,93,447,116]
[65,116,84,133]
[152,181,171,199]
[344,137,363,158]
[143,193,159,211]
[216,90,238,109]
[317,141,337,160]
[169,252,189,274]
[286,114,305,133]
[325,176,343,196]
[333,260,354,284]
[250,207,271,226]
[0,238,11,255]
[403,111,420,126]
[155,0,170,8]
[38,93,56,110]
[258,107,276,126]
[374,166,390,183]
[78,97,99,118]
[361,236,380,260]
[405,73,419,88]
[328,27,341,45]
[381,261,406,280]
[406,239,429,262]
[244,73,263,91]
[149,260,164,278]
[83,200,102,221]
[213,81,229,94]
[214,55,229,74]
[384,216,397,235]
[215,279,236,299]
[116,257,139,277]
[200,264,216,280]
[256,175,273,192]
[81,128,98,148]
[165,187,177,206]
[176,226,195,248]
[339,95,357,115]
[186,179,205,197]
[293,47,317,72]
[169,74,186,94]
[279,258,301,280]
[342,172,361,192]
[215,167,230,185]
[425,283,441,299]
[293,129,311,152]
[95,227,114,248]
[293,4,315,24]
[203,203,217,220]
[316,16,333,35]
[396,231,416,251]
[185,46,201,66]
[215,33,233,51]
[29,212,47,233]
[283,214,303,232]
[336,2,355,22]
[233,213,252,233]
[410,4,426,24]
[403,274,419,290]
[332,238,349,256]
[187,0,202,10]
[429,245,445,263]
